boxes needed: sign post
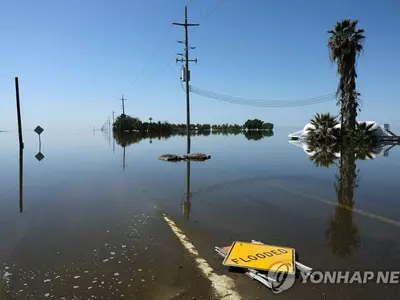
[34,126,44,161]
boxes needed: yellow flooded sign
[222,241,295,274]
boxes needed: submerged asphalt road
[0,210,216,300]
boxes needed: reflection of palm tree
[326,146,359,257]
[308,143,340,168]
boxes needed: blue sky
[1,0,399,131]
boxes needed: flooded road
[0,128,400,299]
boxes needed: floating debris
[158,154,182,162]
[159,153,211,162]
[183,153,211,161]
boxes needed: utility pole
[173,5,199,154]
[120,94,126,116]
[120,95,127,133]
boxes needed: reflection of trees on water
[308,141,382,257]
[326,146,359,257]
[302,139,396,257]
[113,130,274,147]
[244,130,274,141]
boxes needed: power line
[131,25,174,86]
[185,84,336,107]
[154,56,175,81]
[191,0,228,34]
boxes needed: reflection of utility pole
[108,117,111,146]
[19,147,23,213]
[183,160,191,219]
[173,5,199,154]
[112,111,115,152]
[112,133,115,153]
[122,146,126,172]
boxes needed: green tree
[306,113,340,144]
[244,119,265,130]
[328,20,365,135]
[349,122,376,145]
[262,122,274,130]
[113,114,141,132]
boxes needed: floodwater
[0,128,399,300]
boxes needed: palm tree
[350,122,377,145]
[328,20,365,136]
[306,113,340,144]
[149,117,153,123]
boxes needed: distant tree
[113,114,141,132]
[244,119,266,130]
[262,122,274,130]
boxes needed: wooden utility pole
[15,77,24,150]
[120,94,126,116]
[173,5,199,154]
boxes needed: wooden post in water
[15,77,24,150]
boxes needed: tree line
[113,115,274,133]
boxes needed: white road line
[163,214,241,300]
